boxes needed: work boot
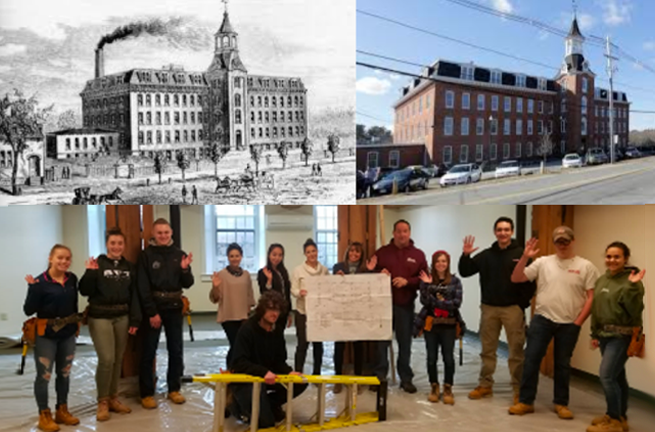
[513,388,520,405]
[96,400,110,422]
[108,397,131,414]
[168,391,186,404]
[54,404,79,425]
[555,404,574,420]
[592,415,611,425]
[620,416,629,431]
[400,381,417,394]
[333,383,343,394]
[508,402,535,416]
[468,386,493,399]
[586,418,623,432]
[428,383,440,403]
[38,409,60,432]
[141,396,157,410]
[442,384,455,405]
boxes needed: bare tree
[537,130,554,173]
[176,150,190,182]
[0,89,53,195]
[209,141,226,179]
[277,141,290,169]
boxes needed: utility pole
[605,35,618,164]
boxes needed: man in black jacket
[229,291,307,429]
[138,218,194,409]
[458,217,535,404]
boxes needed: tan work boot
[442,384,455,405]
[96,400,110,422]
[508,402,535,416]
[592,415,611,425]
[54,404,79,425]
[620,416,629,431]
[168,391,186,404]
[513,388,520,405]
[108,397,132,414]
[468,386,492,399]
[333,384,343,394]
[428,383,440,403]
[586,418,623,432]
[141,396,157,410]
[555,404,574,420]
[38,409,60,432]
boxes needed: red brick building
[356,143,428,172]
[392,16,629,167]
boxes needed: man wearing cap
[508,226,600,420]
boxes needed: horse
[215,176,232,193]
[96,187,124,203]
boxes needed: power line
[356,111,393,123]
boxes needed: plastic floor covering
[1,334,653,432]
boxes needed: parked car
[624,147,642,159]
[370,167,430,196]
[586,148,608,165]
[439,163,482,187]
[562,153,583,168]
[494,160,521,179]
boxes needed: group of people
[23,216,646,432]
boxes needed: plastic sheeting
[1,336,654,432]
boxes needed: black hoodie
[79,255,142,327]
[137,239,194,317]
[458,239,536,308]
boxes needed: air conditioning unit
[266,214,314,231]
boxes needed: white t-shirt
[523,254,600,324]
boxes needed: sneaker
[442,384,455,405]
[555,405,574,420]
[141,396,157,410]
[333,383,343,394]
[508,402,535,416]
[96,400,110,422]
[400,381,417,394]
[38,409,60,432]
[427,383,440,403]
[586,418,623,432]
[167,391,186,405]
[54,404,79,426]
[108,397,132,414]
[468,386,493,400]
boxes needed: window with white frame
[528,99,534,114]
[581,116,587,136]
[504,96,511,113]
[503,143,510,159]
[527,120,534,135]
[582,77,588,93]
[548,120,553,133]
[461,65,474,81]
[476,118,484,135]
[491,70,501,84]
[516,97,523,113]
[476,144,484,161]
[561,119,567,134]
[314,206,338,271]
[491,95,499,111]
[490,118,498,135]
[367,151,378,168]
[490,143,498,160]
[516,75,526,87]
[459,145,469,163]
[443,146,453,165]
[538,78,547,91]
[445,91,454,108]
[462,93,470,110]
[549,102,554,114]
[516,119,523,135]
[389,150,400,168]
[581,96,587,115]
[444,117,454,136]
[477,94,485,110]
[205,205,264,274]
[538,120,543,135]
[461,117,469,136]
[527,142,533,157]
[87,206,107,258]
[538,100,544,114]
[515,142,521,158]
[562,99,567,113]
[504,119,511,135]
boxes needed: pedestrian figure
[182,185,187,204]
[191,185,198,204]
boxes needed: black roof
[568,17,583,38]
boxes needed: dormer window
[461,65,474,81]
[538,78,547,91]
[516,75,526,88]
[491,70,501,84]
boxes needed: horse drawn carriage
[72,186,124,204]
[214,172,274,194]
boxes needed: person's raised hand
[462,235,479,256]
[628,269,646,284]
[181,253,193,269]
[366,255,378,271]
[523,237,540,259]
[85,257,98,270]
[418,270,432,284]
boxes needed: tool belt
[627,327,645,358]
[181,296,191,316]
[153,290,183,299]
[602,324,634,335]
[22,313,84,345]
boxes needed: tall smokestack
[95,48,104,79]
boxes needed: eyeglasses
[554,239,571,246]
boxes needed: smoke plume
[97,17,212,51]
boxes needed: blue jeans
[519,314,581,406]
[599,336,631,420]
[139,308,184,398]
[231,382,308,429]
[33,334,76,411]
[374,304,415,384]
[424,325,456,385]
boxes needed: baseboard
[571,368,655,406]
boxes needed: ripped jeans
[33,334,76,411]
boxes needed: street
[359,158,655,204]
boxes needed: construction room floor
[1,316,653,432]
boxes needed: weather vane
[572,0,578,18]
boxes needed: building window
[443,146,452,165]
[516,75,526,87]
[138,113,144,125]
[147,131,152,144]
[503,143,510,159]
[156,112,161,125]
[491,70,501,84]
[526,142,533,157]
[236,110,242,124]
[582,77,588,93]
[581,116,587,135]
[389,150,400,168]
[549,102,554,114]
[476,118,484,136]
[490,119,498,135]
[166,131,171,143]
[504,96,511,113]
[207,206,262,273]
[562,99,567,113]
[367,151,378,168]
[175,131,180,143]
[538,100,544,114]
[504,119,511,136]
[516,98,523,113]
[155,94,161,106]
[491,95,499,111]
[461,65,474,81]
[581,96,587,115]
[538,78,547,91]
[138,94,143,106]
[445,91,454,109]
[477,94,485,111]
[528,99,534,114]
[462,93,470,110]
[459,145,469,163]
[444,117,454,136]
[516,119,523,135]
[515,142,521,158]
[490,143,497,160]
[314,205,339,271]
[538,120,543,135]
[527,120,533,135]
[461,117,469,136]
[476,144,483,162]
